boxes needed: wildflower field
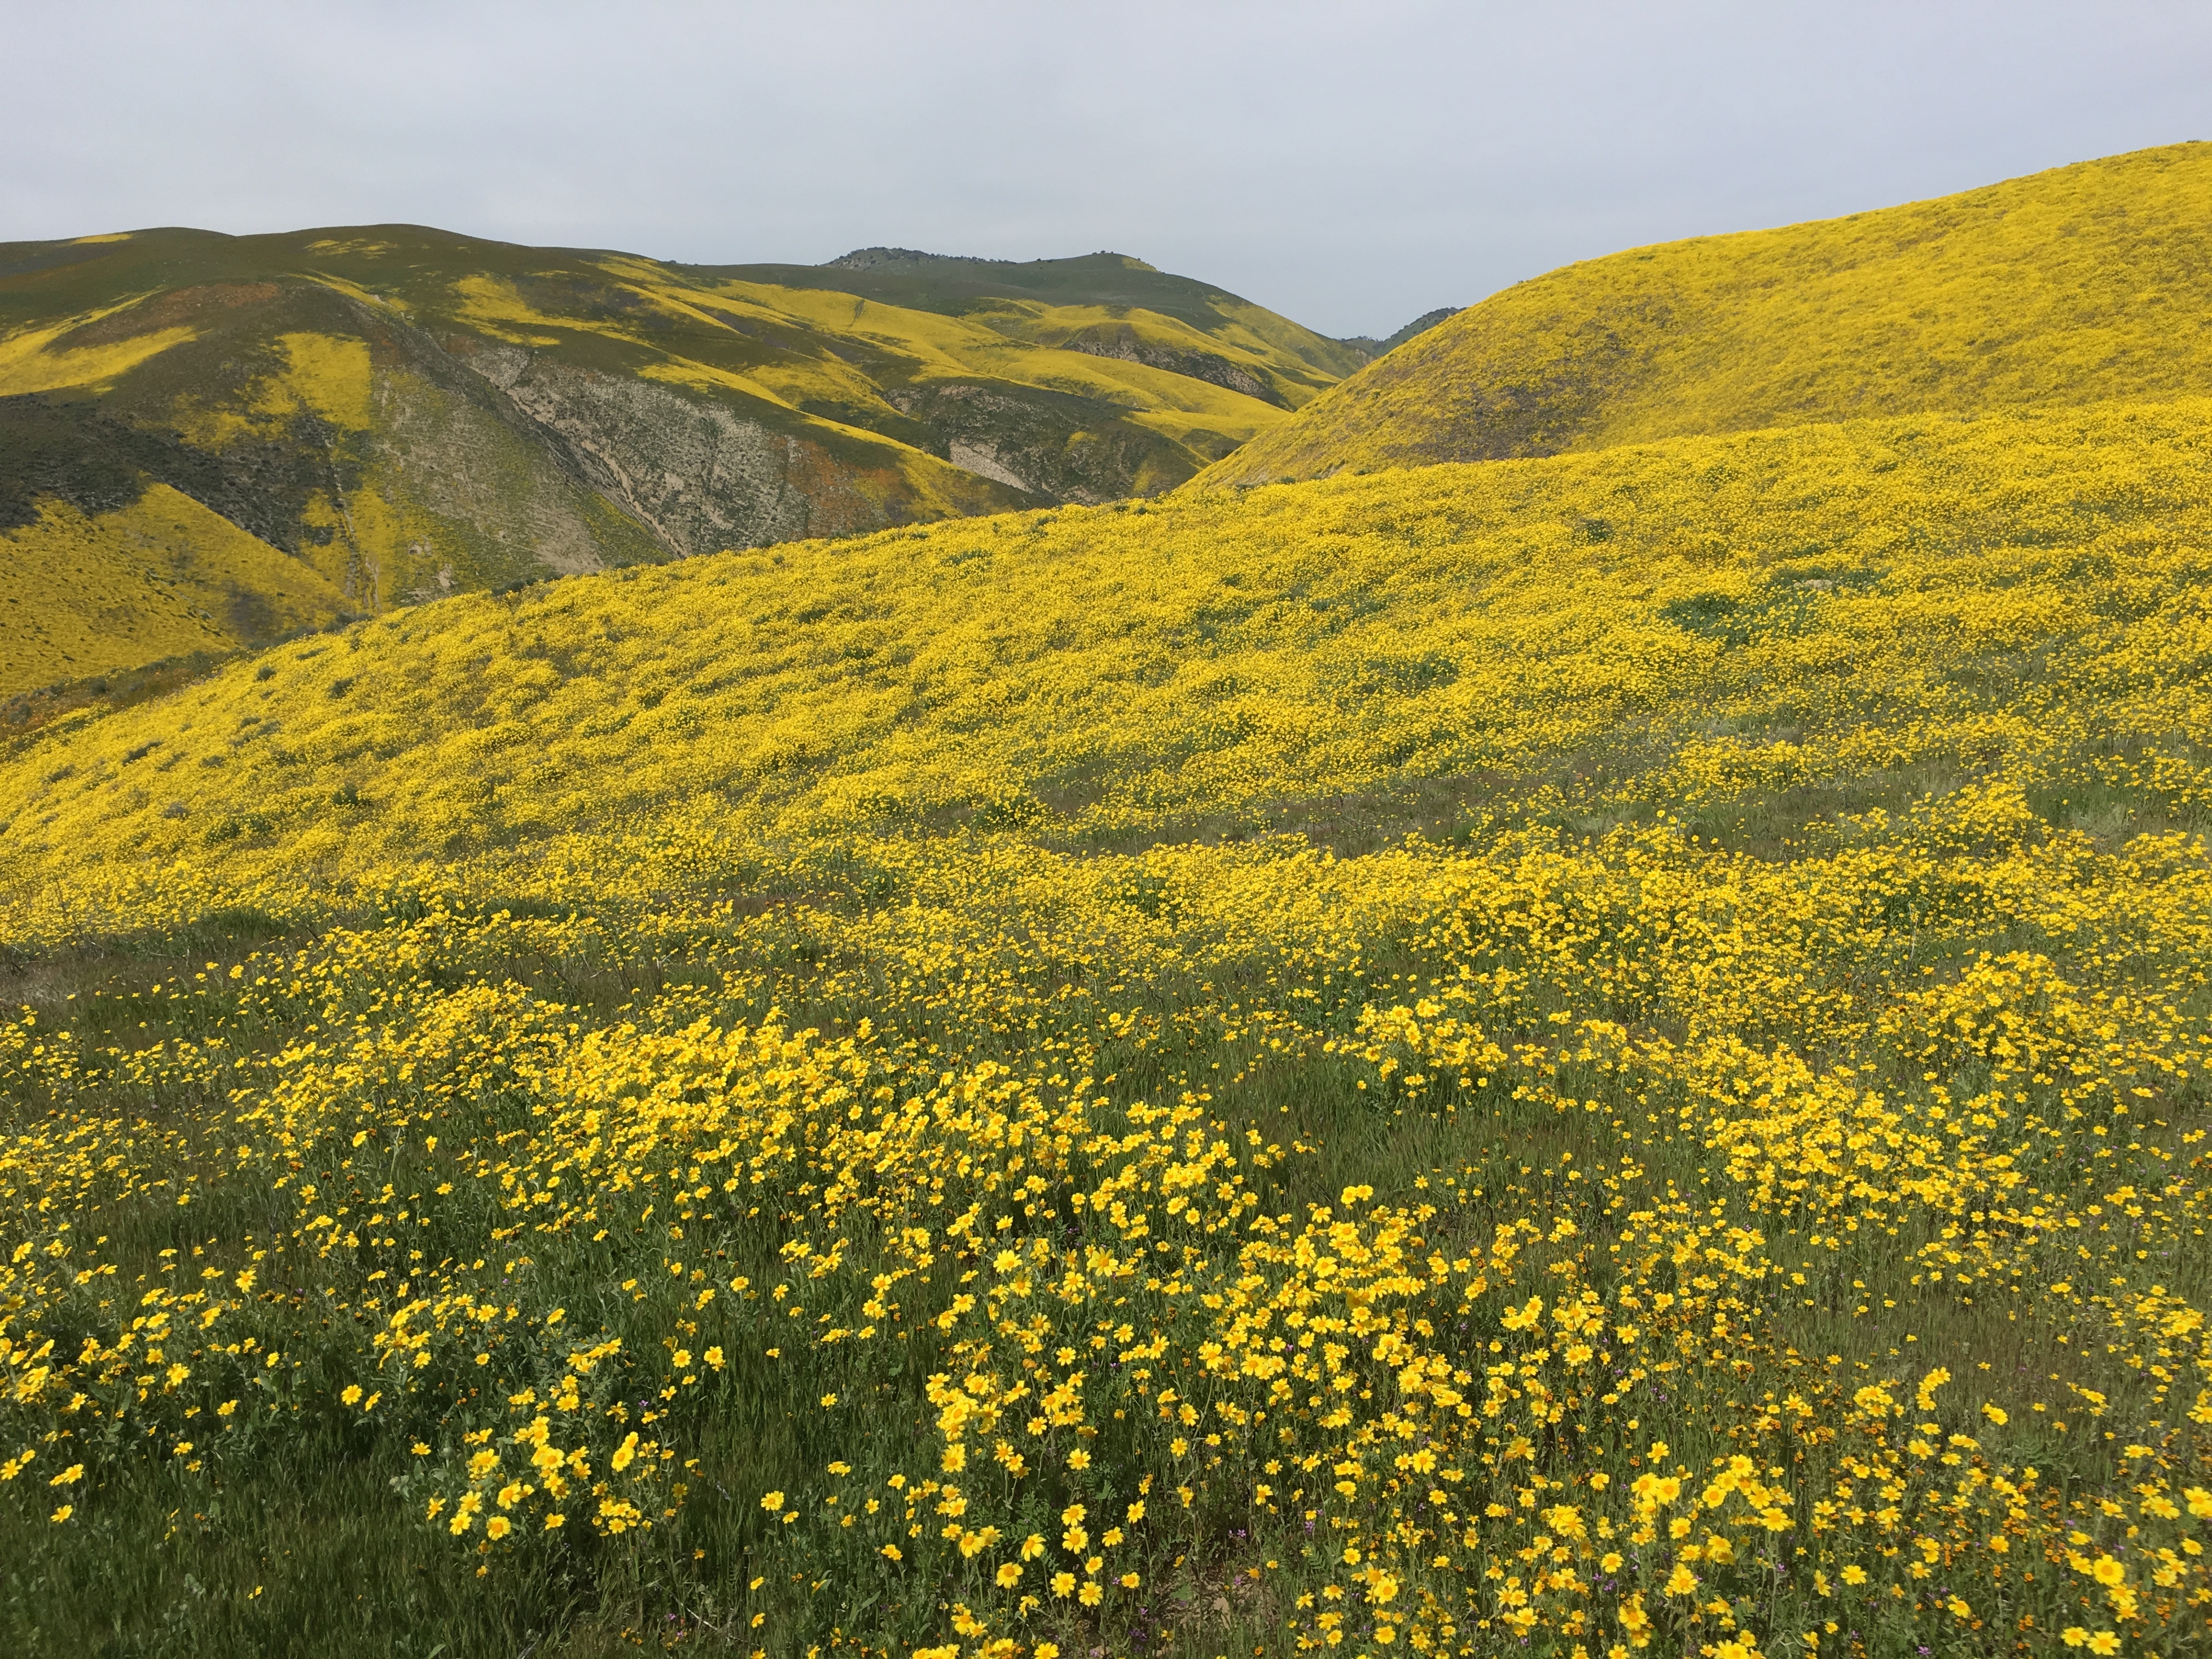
[1205,143,2212,487]
[3,397,2211,1657]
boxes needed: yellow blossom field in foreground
[2,399,2210,1657]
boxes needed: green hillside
[1,227,1356,696]
[1198,142,2212,486]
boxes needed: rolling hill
[1,226,1367,695]
[1198,141,2212,486]
[7,145,2212,1659]
[5,396,2211,1658]
[5,394,2209,894]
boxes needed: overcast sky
[6,1,2209,338]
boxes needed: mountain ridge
[0,223,1365,694]
[1336,303,1462,358]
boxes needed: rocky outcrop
[466,347,822,554]
[823,247,1017,272]
[368,362,612,588]
[945,437,1032,494]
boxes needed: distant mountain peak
[822,247,1160,274]
[1339,306,1463,358]
[822,247,1009,271]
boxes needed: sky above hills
[5,0,2209,340]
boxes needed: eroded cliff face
[367,362,612,595]
[6,280,1012,643]
[465,345,822,554]
[3,283,663,627]
[206,296,664,608]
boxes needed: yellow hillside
[7,396,2212,890]
[0,307,200,399]
[574,270,1299,461]
[0,484,348,695]
[0,228,1369,699]
[1200,142,2212,484]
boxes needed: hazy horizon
[5,0,2209,339]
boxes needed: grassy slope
[1199,142,2212,486]
[0,229,1352,697]
[3,401,2210,1658]
[0,484,349,691]
[7,397,2209,891]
